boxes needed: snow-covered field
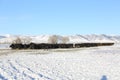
[0,44,120,80]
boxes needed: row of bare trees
[12,37,32,44]
[48,35,69,44]
[12,35,69,44]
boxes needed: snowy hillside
[0,34,120,44]
[0,36,6,39]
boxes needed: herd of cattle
[10,43,114,49]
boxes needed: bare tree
[22,37,32,44]
[48,35,58,44]
[12,37,22,44]
[61,37,69,44]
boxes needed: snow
[0,45,120,80]
[31,35,50,43]
[0,44,10,49]
[0,34,120,44]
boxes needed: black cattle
[10,43,114,49]
[10,44,24,49]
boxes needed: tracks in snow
[0,59,53,80]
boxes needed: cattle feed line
[10,43,114,49]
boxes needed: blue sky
[0,0,120,35]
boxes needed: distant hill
[0,34,120,44]
[0,36,6,39]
